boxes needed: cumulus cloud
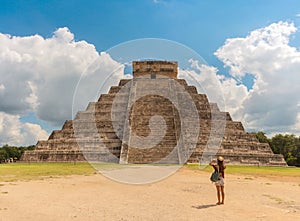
[0,28,90,120]
[179,21,300,136]
[0,112,48,146]
[0,84,4,93]
[0,27,126,145]
[178,62,248,121]
[179,62,225,110]
[0,27,125,125]
[72,51,126,117]
[215,21,300,135]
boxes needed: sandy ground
[0,168,300,221]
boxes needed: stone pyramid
[21,61,286,166]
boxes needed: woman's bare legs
[216,185,225,205]
[216,186,221,204]
[220,186,225,204]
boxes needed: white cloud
[72,51,125,117]
[0,27,126,145]
[178,62,248,121]
[0,84,4,93]
[0,27,124,126]
[215,21,300,135]
[53,27,74,43]
[0,112,48,146]
[296,14,300,17]
[178,21,300,136]
[179,62,225,110]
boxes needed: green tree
[269,134,300,166]
[0,148,8,161]
[255,132,300,167]
[254,131,269,144]
[0,144,35,161]
[2,145,20,159]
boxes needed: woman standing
[210,156,226,205]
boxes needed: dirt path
[0,168,299,221]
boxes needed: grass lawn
[0,162,96,182]
[0,162,299,182]
[186,163,300,178]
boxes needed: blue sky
[1,0,299,67]
[1,0,300,145]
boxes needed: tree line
[0,144,34,162]
[255,132,300,166]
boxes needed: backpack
[210,169,220,182]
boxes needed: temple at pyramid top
[133,61,178,79]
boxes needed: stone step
[108,86,122,94]
[21,150,86,162]
[95,112,126,120]
[98,94,130,102]
[38,137,121,145]
[74,111,95,120]
[74,132,111,138]
[96,101,129,105]
[221,143,273,153]
[126,146,179,164]
[48,141,120,150]
[75,137,121,143]
[223,133,258,142]
[268,160,287,166]
[25,150,120,163]
[176,93,209,104]
[86,102,96,111]
[225,121,244,130]
[175,79,188,87]
[73,120,108,129]
[128,127,177,134]
[186,86,198,94]
[118,79,131,86]
[49,130,75,139]
[129,120,175,127]
[214,153,287,166]
[61,120,73,130]
[210,103,220,111]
